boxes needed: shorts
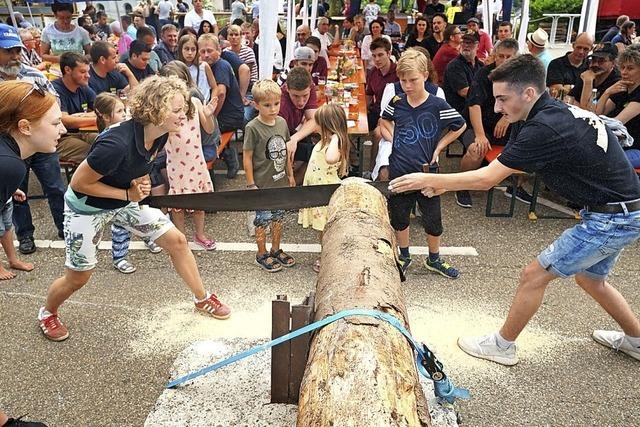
[254,209,285,228]
[0,200,13,237]
[63,202,174,271]
[538,208,640,280]
[388,191,443,236]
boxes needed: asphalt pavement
[1,158,639,427]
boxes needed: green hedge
[530,0,583,20]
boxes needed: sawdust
[128,300,274,357]
[407,303,587,380]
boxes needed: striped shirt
[225,46,258,84]
[0,64,56,96]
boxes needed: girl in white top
[41,2,91,62]
[177,34,217,103]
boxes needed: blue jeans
[254,209,285,228]
[538,208,640,279]
[12,152,65,239]
[625,149,640,168]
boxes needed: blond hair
[397,49,428,77]
[314,103,349,177]
[198,32,219,50]
[252,79,282,103]
[128,75,193,126]
[228,24,242,35]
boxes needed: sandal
[256,253,282,272]
[194,235,217,251]
[270,249,296,268]
[145,240,162,254]
[114,258,137,274]
[312,259,321,273]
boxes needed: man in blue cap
[0,23,65,254]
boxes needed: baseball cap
[466,17,480,25]
[591,42,618,59]
[0,24,25,50]
[294,46,315,61]
[462,32,479,44]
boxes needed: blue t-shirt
[381,93,465,179]
[88,66,129,95]
[221,50,243,80]
[52,78,97,131]
[65,119,169,212]
[211,58,244,132]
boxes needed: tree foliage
[530,0,583,20]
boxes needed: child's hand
[288,176,296,187]
[205,96,218,116]
[430,152,440,165]
[12,189,26,202]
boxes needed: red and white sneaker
[38,307,69,341]
[194,293,231,320]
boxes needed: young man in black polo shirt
[546,32,593,98]
[568,42,621,110]
[124,40,155,82]
[52,52,98,164]
[454,38,519,208]
[89,40,138,95]
[390,55,640,366]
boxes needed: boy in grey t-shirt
[243,79,296,272]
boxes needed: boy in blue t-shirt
[380,50,466,278]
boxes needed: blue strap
[166,308,470,403]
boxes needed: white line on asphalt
[19,240,479,256]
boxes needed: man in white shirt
[311,17,340,61]
[185,0,218,34]
[156,0,174,28]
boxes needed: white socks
[38,307,54,320]
[494,331,515,349]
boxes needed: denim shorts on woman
[538,209,640,279]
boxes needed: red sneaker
[38,309,69,341]
[194,293,231,320]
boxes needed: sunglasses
[19,81,48,105]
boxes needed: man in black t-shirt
[424,13,447,59]
[546,32,592,97]
[390,55,640,367]
[442,32,482,119]
[124,40,155,82]
[568,42,620,110]
[454,38,519,208]
[89,41,138,95]
[52,52,98,164]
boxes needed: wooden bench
[29,158,79,201]
[206,131,234,190]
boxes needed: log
[297,178,431,427]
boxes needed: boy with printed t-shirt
[243,80,296,273]
[380,50,466,278]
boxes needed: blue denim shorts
[254,209,285,228]
[0,200,13,237]
[538,209,640,279]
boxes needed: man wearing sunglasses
[0,24,65,255]
[568,43,621,110]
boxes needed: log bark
[297,178,431,427]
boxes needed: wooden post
[271,295,290,404]
[297,178,431,426]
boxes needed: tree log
[297,179,431,427]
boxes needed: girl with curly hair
[39,76,231,342]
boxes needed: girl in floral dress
[298,103,350,272]
[159,61,218,250]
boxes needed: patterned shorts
[64,202,173,271]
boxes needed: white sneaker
[592,330,640,361]
[457,334,519,366]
